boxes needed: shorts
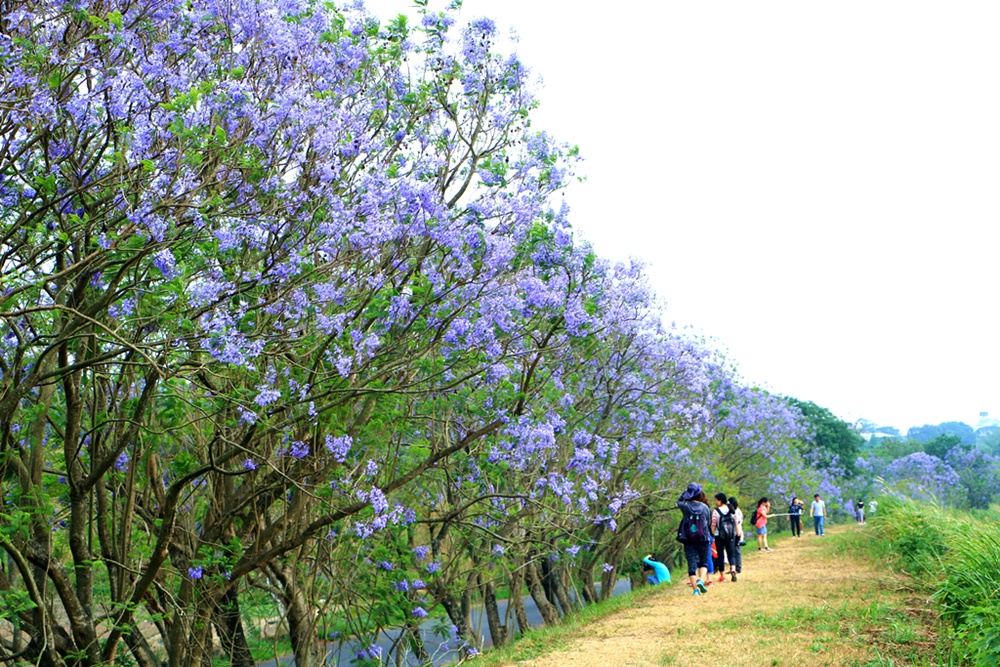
[682,541,710,576]
[756,525,767,535]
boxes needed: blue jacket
[643,557,671,584]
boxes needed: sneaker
[764,547,774,552]
[696,579,708,594]
[730,571,737,582]
[692,589,701,596]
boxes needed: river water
[257,579,633,666]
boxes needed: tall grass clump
[868,497,1000,666]
[934,530,1000,666]
[866,496,963,578]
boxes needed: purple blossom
[255,387,281,406]
[411,607,429,618]
[286,441,309,459]
[188,566,203,580]
[325,435,352,462]
[152,249,177,278]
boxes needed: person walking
[753,497,774,552]
[728,496,744,577]
[857,500,865,524]
[711,492,739,582]
[811,493,827,536]
[788,496,804,537]
[676,483,712,595]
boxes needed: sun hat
[680,482,703,501]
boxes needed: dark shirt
[789,502,803,516]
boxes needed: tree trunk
[460,571,477,648]
[123,623,163,667]
[546,563,574,616]
[402,621,430,665]
[600,564,616,601]
[481,578,507,648]
[578,563,598,605]
[438,592,477,654]
[268,563,321,667]
[508,567,531,634]
[211,586,255,667]
[524,562,561,626]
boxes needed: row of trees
[0,1,838,666]
[855,434,1000,510]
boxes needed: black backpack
[716,508,737,541]
[676,507,711,543]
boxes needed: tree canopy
[786,398,863,478]
[906,422,976,446]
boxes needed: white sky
[364,1,1000,432]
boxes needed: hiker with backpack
[728,496,744,577]
[676,482,712,595]
[751,497,774,552]
[711,492,739,582]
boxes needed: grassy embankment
[858,498,1000,666]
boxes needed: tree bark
[438,591,478,653]
[481,578,507,648]
[524,562,560,626]
[578,563,598,605]
[508,566,531,634]
[211,586,255,667]
[268,562,321,667]
[545,563,574,616]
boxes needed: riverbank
[479,524,943,666]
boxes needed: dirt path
[494,525,933,667]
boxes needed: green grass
[473,581,664,667]
[846,497,1000,667]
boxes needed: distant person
[676,483,712,595]
[753,497,774,552]
[857,500,865,524]
[788,496,804,538]
[711,492,739,582]
[642,555,671,585]
[729,496,744,577]
[869,500,878,517]
[811,493,827,536]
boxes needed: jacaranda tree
[0,2,835,666]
